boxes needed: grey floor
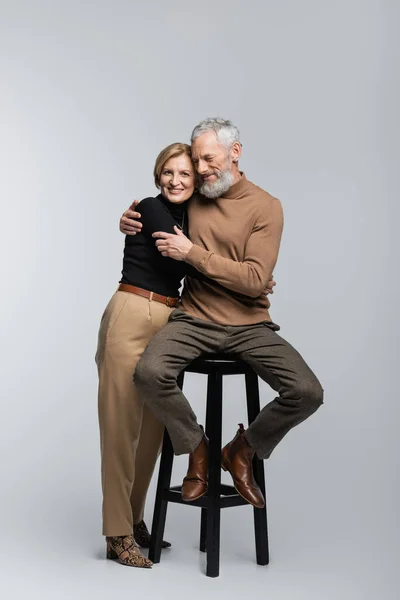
[1,370,398,600]
[1,431,397,600]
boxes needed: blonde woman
[96,143,195,568]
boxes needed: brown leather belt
[118,283,180,308]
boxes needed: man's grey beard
[199,168,234,199]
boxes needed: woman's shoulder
[137,195,163,209]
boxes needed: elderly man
[120,118,323,508]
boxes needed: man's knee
[134,354,173,391]
[293,378,324,413]
[134,355,160,389]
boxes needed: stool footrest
[164,486,249,508]
[169,483,237,496]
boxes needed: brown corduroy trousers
[95,291,173,536]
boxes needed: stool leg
[245,372,270,566]
[148,429,174,563]
[199,367,216,554]
[199,508,207,552]
[149,372,184,563]
[205,371,223,577]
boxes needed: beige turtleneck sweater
[182,174,284,325]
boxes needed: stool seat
[149,353,269,577]
[185,354,253,375]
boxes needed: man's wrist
[183,241,194,259]
[185,243,207,266]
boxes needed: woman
[95,143,195,568]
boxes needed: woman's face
[159,154,195,204]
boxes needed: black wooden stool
[149,354,269,577]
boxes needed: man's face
[191,132,234,198]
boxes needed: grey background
[0,0,398,598]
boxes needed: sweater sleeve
[185,197,283,298]
[136,196,188,277]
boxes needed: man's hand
[263,278,276,296]
[153,226,193,261]
[120,199,143,235]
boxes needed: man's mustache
[201,171,220,180]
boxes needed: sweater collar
[220,172,250,199]
[158,193,188,219]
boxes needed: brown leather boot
[221,423,265,509]
[181,430,209,501]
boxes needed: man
[120,118,323,508]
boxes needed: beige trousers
[95,290,173,536]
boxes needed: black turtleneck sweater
[120,194,189,297]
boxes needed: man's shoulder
[246,179,280,204]
[245,180,282,218]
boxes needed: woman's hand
[264,278,276,296]
[120,200,143,235]
[152,226,193,261]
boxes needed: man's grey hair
[191,117,240,150]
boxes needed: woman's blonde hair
[153,142,194,188]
